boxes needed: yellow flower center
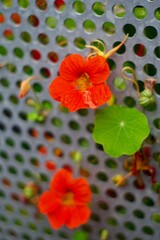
[62,192,74,206]
[76,73,92,92]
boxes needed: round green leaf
[92,105,150,157]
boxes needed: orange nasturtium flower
[38,168,92,229]
[49,35,128,112]
[49,54,111,112]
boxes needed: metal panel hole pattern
[0,0,160,240]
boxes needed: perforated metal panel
[1,1,160,240]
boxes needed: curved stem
[86,39,106,53]
[121,67,140,97]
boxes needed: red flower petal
[49,76,63,101]
[60,54,85,82]
[50,169,73,193]
[38,191,60,213]
[89,83,112,106]
[66,206,91,229]
[85,56,110,84]
[72,178,92,204]
[47,206,71,229]
[61,88,89,112]
[49,76,88,111]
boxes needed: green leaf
[72,230,88,240]
[92,105,150,157]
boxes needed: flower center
[76,73,92,92]
[62,192,74,206]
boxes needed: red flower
[49,54,112,112]
[38,169,92,229]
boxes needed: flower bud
[112,174,127,186]
[19,78,32,98]
[139,89,156,107]
[23,182,39,200]
[19,76,41,98]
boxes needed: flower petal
[49,77,88,111]
[50,169,73,193]
[85,56,110,84]
[89,83,112,107]
[61,88,89,112]
[60,54,85,82]
[72,178,92,205]
[66,206,91,229]
[38,191,60,214]
[47,206,71,230]
[49,77,64,102]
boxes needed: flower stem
[104,34,128,59]
[121,67,140,97]
[136,171,144,188]
[116,171,132,187]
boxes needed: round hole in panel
[56,35,68,47]
[48,51,59,63]
[0,45,7,56]
[30,49,41,60]
[83,20,96,33]
[74,37,86,49]
[1,0,12,8]
[143,26,157,39]
[46,17,58,29]
[114,77,126,91]
[123,24,136,37]
[13,47,24,59]
[154,83,160,95]
[113,4,126,18]
[0,12,5,23]
[143,63,157,76]
[64,18,76,31]
[28,15,39,27]
[73,1,86,14]
[36,0,47,10]
[38,33,49,45]
[11,13,21,24]
[133,6,147,19]
[134,43,146,57]
[21,31,32,43]
[92,2,106,16]
[3,29,14,41]
[18,0,30,9]
[102,22,115,35]
[154,7,160,20]
[54,0,66,12]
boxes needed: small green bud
[23,186,35,199]
[139,89,156,106]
